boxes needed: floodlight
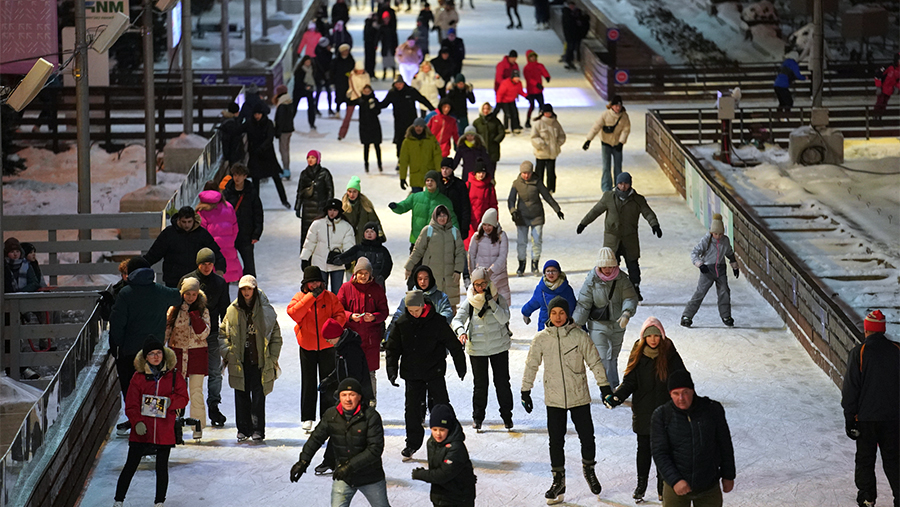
[92,12,131,54]
[6,58,54,112]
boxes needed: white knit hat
[481,208,499,228]
[709,213,725,234]
[596,247,618,268]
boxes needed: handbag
[602,116,621,134]
[589,279,617,322]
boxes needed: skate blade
[546,495,564,505]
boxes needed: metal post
[183,0,194,133]
[75,0,92,261]
[811,0,823,108]
[144,0,157,185]
[221,0,230,70]
[243,0,252,59]
[261,0,269,37]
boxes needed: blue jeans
[516,222,543,262]
[601,142,623,192]
[326,270,344,294]
[207,332,222,406]
[331,479,391,507]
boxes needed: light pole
[75,0,92,261]
[144,0,157,186]
[182,0,193,134]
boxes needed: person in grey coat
[681,213,739,328]
[508,161,564,277]
[573,247,638,389]
[451,267,513,432]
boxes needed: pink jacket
[298,29,321,57]
[197,190,242,282]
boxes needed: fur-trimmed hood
[133,346,177,374]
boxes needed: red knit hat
[321,318,344,340]
[864,310,886,333]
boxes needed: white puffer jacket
[452,282,511,357]
[412,68,441,112]
[300,216,356,272]
[530,114,567,160]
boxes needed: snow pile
[164,133,211,150]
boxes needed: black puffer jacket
[222,178,264,243]
[417,422,476,506]
[143,214,226,288]
[842,331,900,422]
[299,403,386,488]
[322,329,375,402]
[380,84,435,144]
[216,116,245,164]
[651,396,736,494]
[294,163,335,226]
[440,174,471,233]
[244,116,281,179]
[333,239,393,286]
[613,342,685,435]
[385,302,466,381]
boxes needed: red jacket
[287,290,347,351]
[878,64,900,95]
[494,57,519,91]
[126,348,189,446]
[496,79,526,103]
[428,112,460,157]
[465,172,498,248]
[524,61,550,95]
[337,277,389,371]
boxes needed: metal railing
[164,130,224,216]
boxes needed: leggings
[507,4,522,26]
[316,83,333,113]
[526,93,545,121]
[298,90,317,128]
[534,158,557,193]
[363,143,382,167]
[115,443,172,504]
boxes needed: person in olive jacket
[380,77,435,160]
[222,163,264,277]
[294,149,335,248]
[508,161,564,276]
[472,103,505,166]
[143,206,225,288]
[651,370,736,505]
[411,404,477,507]
[576,172,660,301]
[290,378,390,506]
[604,317,686,503]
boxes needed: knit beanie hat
[307,150,322,164]
[143,336,165,358]
[405,289,425,307]
[470,267,488,283]
[547,296,570,318]
[347,176,362,191]
[413,117,427,128]
[616,172,632,185]
[196,247,216,265]
[318,36,330,47]
[20,242,36,255]
[429,404,457,430]
[463,126,477,136]
[321,318,345,340]
[864,310,886,333]
[424,170,441,185]
[510,69,520,78]
[301,266,324,284]
[441,157,455,169]
[642,325,662,338]
[323,198,343,212]
[363,221,380,234]
[4,238,21,256]
[126,257,151,275]
[543,259,561,273]
[667,370,694,392]
[519,161,534,174]
[540,103,554,115]
[610,95,623,107]
[709,213,725,235]
[238,274,258,289]
[481,208,499,227]
[455,73,465,83]
[508,49,518,58]
[353,256,373,274]
[338,377,363,396]
[275,84,288,96]
[596,247,618,268]
[180,277,200,294]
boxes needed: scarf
[615,188,634,201]
[7,258,29,291]
[596,266,620,281]
[642,346,659,359]
[464,139,474,148]
[543,274,564,291]
[148,362,164,381]
[467,282,496,317]
[303,66,316,87]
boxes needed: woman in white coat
[300,198,356,293]
[467,208,510,304]
[412,61,441,119]
[530,103,566,193]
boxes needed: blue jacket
[774,58,805,88]
[521,271,577,331]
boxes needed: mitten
[523,314,531,325]
[388,202,398,210]
[511,209,521,224]
[732,266,740,278]
[452,272,461,287]
[617,314,630,329]
[576,223,586,234]
[699,265,710,274]
[332,463,351,481]
[521,390,533,413]
[189,311,207,334]
[388,372,399,387]
[312,285,325,298]
[652,225,663,238]
[400,179,408,190]
[411,467,427,481]
[582,140,591,151]
[456,362,466,380]
[845,417,859,440]
[134,422,147,436]
[290,459,309,482]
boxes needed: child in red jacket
[428,98,460,157]
[496,71,527,134]
[465,162,498,248]
[523,50,551,128]
[114,337,189,507]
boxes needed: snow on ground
[62,3,896,506]
[692,139,900,336]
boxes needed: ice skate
[582,460,602,495]
[545,469,566,504]
[209,404,226,427]
[681,316,692,328]
[517,260,526,277]
[401,447,416,462]
[633,475,648,502]
[314,460,333,475]
[302,420,314,433]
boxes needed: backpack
[426,225,459,241]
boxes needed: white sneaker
[154,503,165,507]
[302,420,313,433]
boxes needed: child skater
[680,213,739,328]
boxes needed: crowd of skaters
[78,2,900,507]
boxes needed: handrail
[164,130,223,217]
[266,0,326,89]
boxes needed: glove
[388,202,398,210]
[582,140,591,151]
[523,315,531,325]
[733,267,740,278]
[134,422,147,436]
[845,417,860,440]
[603,393,622,409]
[312,285,325,298]
[521,390,533,413]
[332,462,351,481]
[400,179,408,190]
[652,225,663,238]
[452,272,461,287]
[295,209,302,219]
[699,265,710,274]
[576,223,586,234]
[411,467,427,481]
[556,210,565,220]
[290,459,309,482]
[599,385,613,399]
[388,372,399,387]
[511,210,522,224]
[617,314,629,329]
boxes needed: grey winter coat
[579,189,659,261]
[220,290,283,395]
[522,322,610,409]
[691,233,737,272]
[573,268,638,326]
[452,282,511,357]
[508,174,561,226]
[405,207,466,306]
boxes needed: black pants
[234,361,266,437]
[250,176,289,207]
[235,240,256,277]
[116,354,137,402]
[363,143,382,167]
[615,244,641,288]
[534,159,557,193]
[405,376,449,450]
[855,420,900,506]
[636,433,655,478]
[774,86,793,112]
[115,443,172,504]
[298,89,317,128]
[316,83,333,113]
[498,102,521,131]
[470,352,513,423]
[564,38,581,66]
[547,404,594,468]
[526,93,544,123]
[507,4,522,26]
[299,347,336,421]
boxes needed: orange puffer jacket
[287,290,347,351]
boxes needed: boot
[531,259,540,275]
[545,468,566,505]
[517,260,526,277]
[209,404,226,427]
[582,460,602,495]
[364,162,370,173]
[680,316,692,328]
[633,475,648,502]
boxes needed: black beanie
[302,265,325,285]
[143,336,165,358]
[547,296,570,318]
[667,370,694,392]
[338,377,364,397]
[126,257,151,275]
[429,403,457,430]
[440,157,455,169]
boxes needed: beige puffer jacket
[405,205,466,306]
[586,107,631,146]
[530,115,567,160]
[522,321,609,409]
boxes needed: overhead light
[6,58,54,112]
[155,0,180,13]
[92,12,131,54]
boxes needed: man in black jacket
[290,378,390,507]
[651,370,735,506]
[842,310,899,507]
[222,163,264,276]
[385,289,467,461]
[439,157,471,234]
[380,77,435,159]
[143,206,225,288]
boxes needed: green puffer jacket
[522,321,610,409]
[392,187,459,243]
[579,189,659,261]
[406,206,466,306]
[472,109,505,163]
[398,125,443,188]
[220,289,283,395]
